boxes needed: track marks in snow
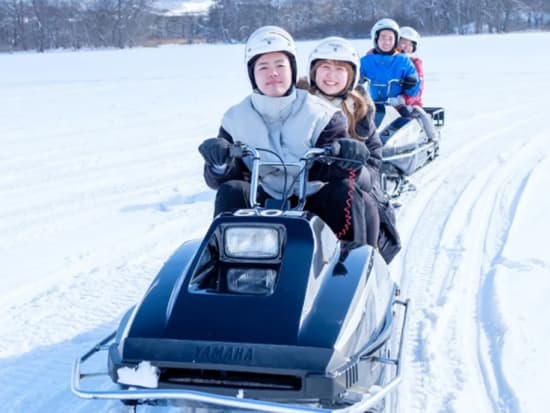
[0,209,209,412]
[475,161,539,413]
[396,111,547,412]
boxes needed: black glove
[400,76,417,90]
[198,138,230,165]
[332,138,370,170]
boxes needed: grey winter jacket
[203,88,350,199]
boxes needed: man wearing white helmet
[359,18,420,107]
[198,26,370,244]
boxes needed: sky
[0,31,549,413]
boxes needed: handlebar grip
[327,141,340,157]
[229,144,244,159]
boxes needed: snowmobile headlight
[224,226,282,259]
[227,268,277,295]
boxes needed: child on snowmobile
[398,26,438,142]
[198,26,369,245]
[298,36,401,262]
[359,18,420,108]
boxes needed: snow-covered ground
[0,31,549,413]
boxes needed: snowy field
[1,31,549,413]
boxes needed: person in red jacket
[398,26,437,142]
[398,26,423,106]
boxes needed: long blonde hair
[310,60,373,140]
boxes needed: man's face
[254,52,293,97]
[377,30,396,52]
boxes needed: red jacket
[404,56,424,106]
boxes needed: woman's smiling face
[315,60,351,96]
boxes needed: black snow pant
[356,167,381,248]
[362,190,381,247]
[214,179,367,245]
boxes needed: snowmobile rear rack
[424,107,445,127]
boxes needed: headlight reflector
[224,226,280,259]
[227,268,277,295]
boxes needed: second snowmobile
[369,79,445,198]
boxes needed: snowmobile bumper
[71,298,410,412]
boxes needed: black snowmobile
[71,144,410,412]
[368,79,445,198]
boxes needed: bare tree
[3,0,30,50]
[0,0,548,53]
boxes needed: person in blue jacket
[360,18,420,106]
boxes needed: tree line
[1,0,548,52]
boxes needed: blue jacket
[360,50,420,102]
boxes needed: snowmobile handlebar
[228,142,334,210]
[229,142,334,160]
[360,78,406,105]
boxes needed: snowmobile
[368,79,445,198]
[71,143,410,412]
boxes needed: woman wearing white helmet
[398,26,438,142]
[359,18,420,106]
[398,26,423,106]
[399,26,420,52]
[198,26,370,245]
[298,36,388,252]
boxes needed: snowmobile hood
[124,212,373,349]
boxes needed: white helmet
[244,25,297,89]
[308,36,360,91]
[399,26,420,52]
[371,18,400,52]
